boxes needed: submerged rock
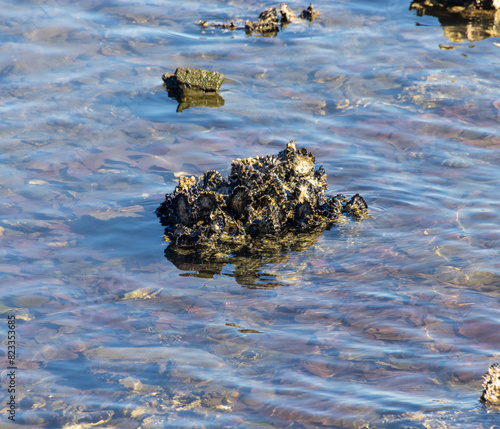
[280,3,296,23]
[245,7,281,34]
[156,141,367,260]
[481,363,500,408]
[300,4,321,20]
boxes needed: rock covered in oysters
[410,0,500,42]
[197,3,320,36]
[156,141,367,250]
[411,0,500,11]
[481,363,500,408]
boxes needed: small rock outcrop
[156,141,367,256]
[300,4,320,20]
[411,0,500,41]
[481,363,500,408]
[162,68,225,93]
[411,0,499,10]
[197,3,320,36]
[162,68,225,112]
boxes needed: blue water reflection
[1,0,500,427]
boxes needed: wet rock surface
[197,3,320,36]
[300,4,321,20]
[481,363,500,408]
[411,0,500,10]
[411,0,500,41]
[156,141,368,268]
[245,7,281,34]
[162,67,225,112]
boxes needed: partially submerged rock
[280,3,296,23]
[245,7,281,34]
[411,0,499,10]
[156,141,367,258]
[481,363,500,408]
[411,0,500,41]
[162,67,224,93]
[300,4,321,20]
[162,67,225,112]
[197,3,320,36]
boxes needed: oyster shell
[481,363,500,408]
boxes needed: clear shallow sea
[1,0,500,427]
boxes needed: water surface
[1,0,500,427]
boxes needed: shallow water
[1,0,500,427]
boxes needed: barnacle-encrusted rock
[481,363,500,408]
[300,4,320,20]
[156,141,367,256]
[197,4,319,36]
[411,0,500,41]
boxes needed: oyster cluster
[197,3,320,36]
[411,0,500,42]
[156,141,367,254]
[481,363,500,408]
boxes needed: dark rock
[412,0,499,11]
[481,363,500,408]
[156,141,368,256]
[345,194,369,217]
[300,4,320,20]
[245,7,280,34]
[198,4,320,36]
[411,0,500,41]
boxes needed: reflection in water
[165,88,225,112]
[164,227,326,287]
[411,0,500,41]
[157,140,368,286]
[163,67,226,112]
[3,0,500,426]
[197,3,321,38]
